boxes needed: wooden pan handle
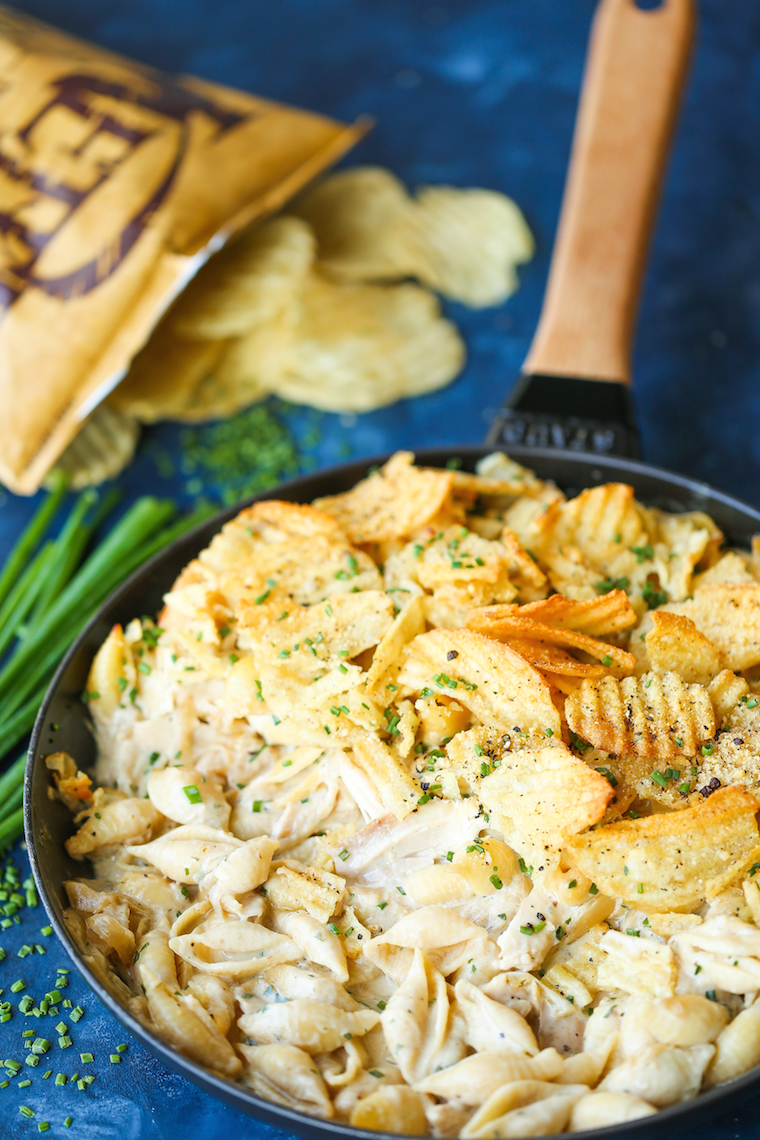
[523,0,694,385]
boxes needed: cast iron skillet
[23,446,760,1140]
[25,1,760,1138]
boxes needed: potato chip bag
[0,5,364,493]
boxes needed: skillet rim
[24,444,760,1140]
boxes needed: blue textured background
[2,0,760,1136]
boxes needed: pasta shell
[381,949,466,1084]
[569,1091,657,1131]
[274,910,349,982]
[67,797,159,858]
[415,1049,561,1104]
[599,1042,714,1107]
[238,1043,333,1118]
[238,998,380,1053]
[350,1085,428,1134]
[126,824,242,884]
[462,1081,589,1139]
[206,837,280,903]
[142,966,242,1079]
[170,919,301,978]
[454,979,538,1056]
[705,997,760,1086]
[147,765,230,829]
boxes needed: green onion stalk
[0,486,214,848]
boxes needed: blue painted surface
[1,0,760,1135]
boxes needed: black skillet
[25,0,760,1138]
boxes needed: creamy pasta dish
[51,451,760,1137]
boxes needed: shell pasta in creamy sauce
[53,451,760,1137]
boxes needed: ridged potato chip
[175,322,286,420]
[351,736,421,821]
[645,612,725,685]
[111,327,226,423]
[515,589,637,637]
[397,628,561,738]
[542,923,610,993]
[169,217,315,340]
[274,273,465,413]
[263,862,346,924]
[565,786,760,910]
[466,605,635,679]
[596,929,676,999]
[290,166,416,281]
[660,583,760,672]
[565,672,715,760]
[468,736,614,850]
[291,167,534,307]
[644,507,723,602]
[401,184,534,307]
[542,483,646,563]
[697,687,760,796]
[50,404,139,489]
[692,550,754,589]
[315,452,455,544]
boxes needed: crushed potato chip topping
[54,452,760,1135]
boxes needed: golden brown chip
[692,551,754,589]
[274,273,465,413]
[169,217,315,340]
[263,862,346,924]
[474,451,543,487]
[647,913,703,937]
[708,669,750,723]
[645,507,723,601]
[596,929,676,999]
[515,590,637,637]
[110,328,226,423]
[565,672,716,760]
[50,404,140,489]
[565,786,760,910]
[398,628,561,739]
[351,736,421,820]
[466,606,635,678]
[291,169,535,309]
[696,682,760,797]
[315,452,455,544]
[662,583,760,672]
[545,483,647,563]
[400,184,534,307]
[466,736,614,849]
[499,530,549,601]
[645,612,725,685]
[174,321,287,421]
[365,596,426,691]
[162,500,383,642]
[289,166,415,281]
[542,923,609,993]
[502,639,609,678]
[231,591,394,728]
